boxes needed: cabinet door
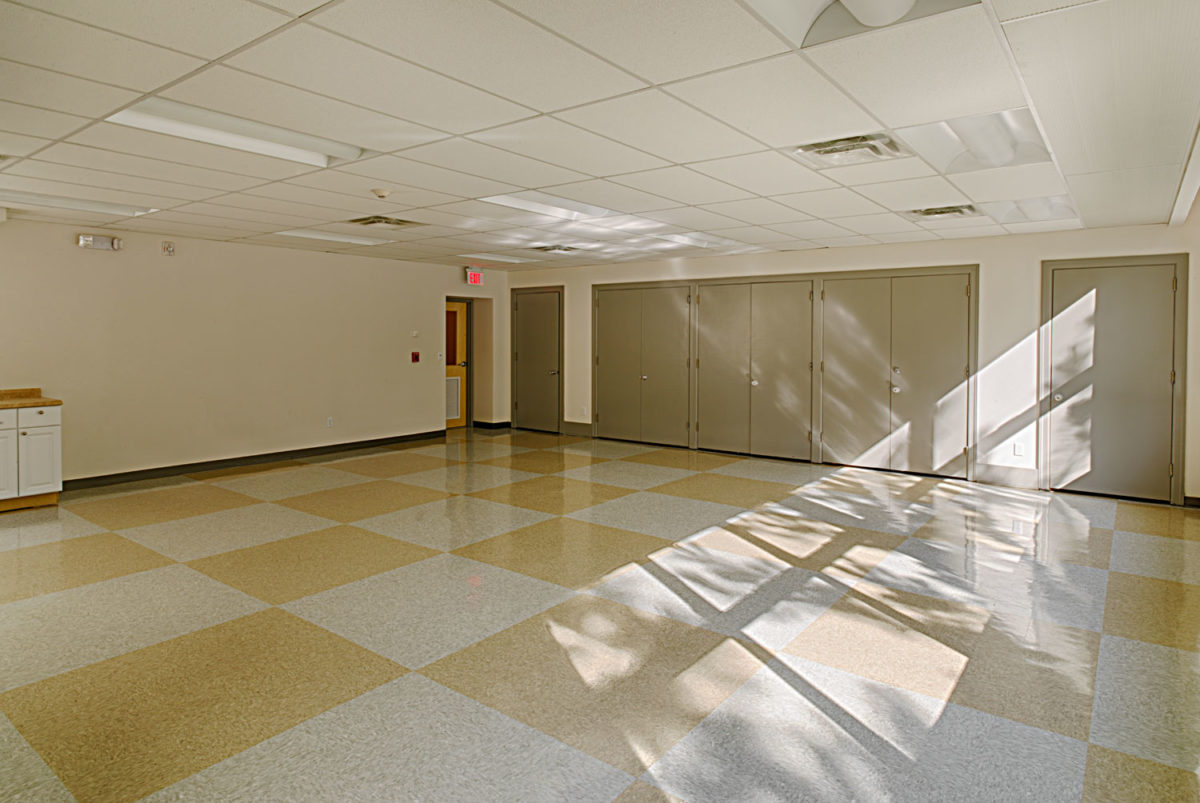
[697,284,751,453]
[19,426,62,496]
[0,429,17,500]
[752,281,813,460]
[640,286,691,447]
[595,289,643,441]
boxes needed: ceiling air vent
[532,245,579,254]
[346,215,421,229]
[899,204,981,221]
[794,133,907,168]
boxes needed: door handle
[750,379,759,387]
[1053,393,1063,402]
[641,375,648,381]
[459,361,468,367]
[891,386,901,394]
[548,369,560,375]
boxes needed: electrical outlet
[161,240,175,257]
[327,416,333,428]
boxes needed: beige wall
[0,219,509,480]
[509,216,1200,496]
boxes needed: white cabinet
[0,429,17,500]
[19,424,62,496]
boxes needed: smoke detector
[794,133,907,169]
[346,215,421,229]
[369,188,391,199]
[899,204,981,221]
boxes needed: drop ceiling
[0,0,1197,269]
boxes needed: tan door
[640,286,691,446]
[596,289,642,441]
[1049,264,1176,500]
[513,290,561,432]
[821,277,891,468]
[752,281,813,460]
[445,301,468,429]
[890,275,969,477]
[698,284,751,453]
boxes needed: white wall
[509,216,1200,496]
[0,220,510,480]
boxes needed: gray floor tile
[558,461,696,490]
[284,553,573,668]
[1047,493,1118,529]
[119,503,336,561]
[710,458,835,487]
[1091,635,1200,771]
[355,496,554,551]
[406,442,531,461]
[548,439,659,459]
[0,507,105,552]
[210,466,369,501]
[59,475,200,503]
[147,674,630,803]
[1110,530,1200,585]
[0,713,72,802]
[401,463,541,493]
[567,491,744,541]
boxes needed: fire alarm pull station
[411,352,420,363]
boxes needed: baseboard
[973,464,1038,489]
[561,421,593,437]
[471,420,510,430]
[1186,496,1200,509]
[63,429,447,491]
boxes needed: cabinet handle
[20,431,27,436]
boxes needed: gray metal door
[752,281,813,460]
[821,277,891,468]
[513,290,560,432]
[595,289,642,441]
[697,284,751,453]
[1049,264,1176,500]
[891,275,969,477]
[640,286,691,446]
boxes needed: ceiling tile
[313,0,645,110]
[818,157,936,186]
[163,67,445,153]
[1067,165,1181,227]
[339,155,518,198]
[400,138,588,187]
[770,240,823,251]
[68,123,313,180]
[469,117,666,177]
[806,6,1026,128]
[208,192,360,221]
[817,235,878,247]
[257,0,328,16]
[538,179,678,213]
[664,54,879,147]
[0,100,87,139]
[139,210,281,233]
[226,24,532,133]
[872,230,941,242]
[589,215,683,235]
[700,198,809,225]
[557,90,762,163]
[707,225,793,244]
[0,59,138,117]
[766,219,855,239]
[5,160,225,201]
[0,131,50,157]
[428,200,566,227]
[936,224,1009,239]
[112,218,259,240]
[609,166,754,205]
[19,0,290,58]
[992,0,1096,22]
[35,143,261,191]
[855,176,970,211]
[285,170,461,208]
[0,173,185,210]
[0,3,203,91]
[643,207,745,230]
[949,162,1068,202]
[10,207,124,225]
[1004,218,1084,233]
[378,207,507,231]
[497,0,787,83]
[690,152,837,196]
[772,187,887,217]
[245,182,411,215]
[833,212,921,234]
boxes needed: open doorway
[445,299,471,430]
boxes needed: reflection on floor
[2,428,1197,802]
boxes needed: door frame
[446,296,474,428]
[1039,254,1188,505]
[511,286,565,434]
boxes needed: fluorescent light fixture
[107,98,363,168]
[459,252,541,264]
[655,232,743,248]
[278,228,391,246]
[0,188,155,217]
[480,192,618,221]
[896,108,1050,174]
[979,195,1076,224]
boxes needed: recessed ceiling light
[480,192,618,221]
[107,98,364,168]
[979,195,1075,224]
[896,108,1050,174]
[655,232,743,248]
[278,228,391,246]
[794,133,908,169]
[0,189,156,217]
[459,252,541,264]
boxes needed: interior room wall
[0,219,509,480]
[469,297,498,423]
[509,215,1200,495]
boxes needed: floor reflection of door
[445,301,467,429]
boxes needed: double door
[696,281,813,459]
[821,274,970,477]
[595,286,690,446]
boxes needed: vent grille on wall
[794,133,908,168]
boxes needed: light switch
[1013,443,1025,457]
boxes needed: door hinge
[964,365,970,379]
[807,431,812,443]
[809,289,814,301]
[966,284,971,298]
[820,360,825,372]
[1170,462,1175,477]
[809,361,813,372]
[820,289,825,301]
[1173,277,1178,292]
[687,294,692,304]
[1172,369,1176,384]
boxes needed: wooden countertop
[0,388,63,409]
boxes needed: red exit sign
[465,269,484,286]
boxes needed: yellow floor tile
[782,582,990,699]
[187,526,439,604]
[949,621,1100,740]
[0,532,174,604]
[455,517,671,589]
[187,460,306,481]
[1082,745,1200,802]
[495,432,588,449]
[277,480,451,522]
[612,780,687,803]
[470,476,632,514]
[0,608,404,803]
[650,473,797,509]
[480,451,607,474]
[422,595,762,774]
[622,449,741,471]
[1103,571,1200,652]
[331,451,456,478]
[66,484,258,530]
[1115,502,1200,541]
